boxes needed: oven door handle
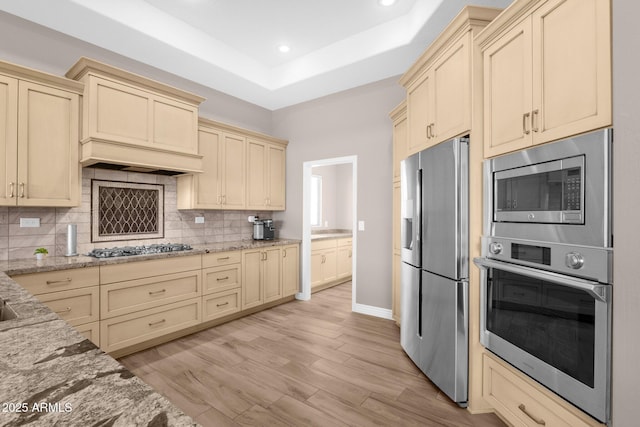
[473,257,609,302]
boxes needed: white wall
[311,164,352,231]
[273,77,405,308]
[611,1,640,425]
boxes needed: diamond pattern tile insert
[98,187,158,236]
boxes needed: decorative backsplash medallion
[91,180,164,242]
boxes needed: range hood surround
[66,57,205,174]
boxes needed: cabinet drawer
[337,237,352,248]
[203,265,241,295]
[483,353,602,427]
[12,267,99,295]
[100,298,201,353]
[100,270,201,319]
[203,289,241,322]
[202,251,241,268]
[38,286,99,326]
[311,238,337,251]
[100,255,201,284]
[75,321,100,347]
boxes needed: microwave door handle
[473,257,608,302]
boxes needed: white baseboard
[352,303,393,320]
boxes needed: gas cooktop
[87,243,193,258]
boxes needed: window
[310,175,322,227]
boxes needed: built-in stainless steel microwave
[484,128,613,249]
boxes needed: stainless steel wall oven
[474,129,613,424]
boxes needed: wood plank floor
[119,283,506,427]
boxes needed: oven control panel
[482,236,612,284]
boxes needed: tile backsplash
[0,168,271,261]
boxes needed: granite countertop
[0,238,299,426]
[310,231,352,241]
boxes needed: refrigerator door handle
[416,168,422,249]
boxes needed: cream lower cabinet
[336,238,353,280]
[0,63,82,207]
[310,239,338,290]
[242,247,282,310]
[11,267,101,346]
[177,119,246,210]
[246,138,286,211]
[99,255,202,353]
[202,251,242,322]
[282,244,300,297]
[483,353,605,427]
[480,0,611,158]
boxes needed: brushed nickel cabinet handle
[9,182,14,198]
[148,289,166,296]
[523,112,531,135]
[425,125,430,139]
[218,256,230,261]
[216,276,229,281]
[283,249,287,258]
[430,123,436,139]
[55,306,72,314]
[148,319,166,327]
[518,404,545,425]
[19,182,25,198]
[46,278,72,285]
[532,109,539,132]
[216,302,229,307]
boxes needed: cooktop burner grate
[87,243,192,258]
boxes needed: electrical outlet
[20,218,40,228]
[358,220,365,231]
[195,216,205,224]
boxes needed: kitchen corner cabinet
[282,244,300,297]
[400,7,500,156]
[11,267,101,346]
[246,138,286,211]
[66,57,204,173]
[479,0,611,158]
[242,247,282,310]
[0,62,82,207]
[177,118,287,211]
[177,120,246,210]
[483,352,606,427]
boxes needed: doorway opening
[300,156,357,310]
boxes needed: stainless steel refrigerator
[400,137,469,406]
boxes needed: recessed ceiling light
[378,0,397,6]
[278,45,291,53]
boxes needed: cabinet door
[263,247,282,303]
[193,127,222,208]
[266,144,285,210]
[392,112,407,182]
[407,70,433,155]
[221,132,246,209]
[336,246,352,279]
[483,18,533,158]
[282,245,299,297]
[0,74,17,206]
[322,248,338,283]
[432,32,471,144]
[531,0,611,145]
[17,81,79,206]
[310,250,324,289]
[242,249,263,309]
[246,139,267,209]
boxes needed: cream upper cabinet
[177,120,246,210]
[246,138,286,211]
[1,62,82,207]
[390,101,407,181]
[66,57,204,174]
[400,7,499,156]
[480,0,611,158]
